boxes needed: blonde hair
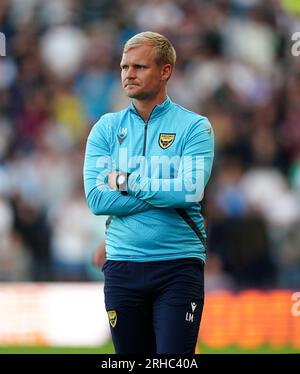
[123,31,176,66]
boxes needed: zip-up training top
[83,97,214,262]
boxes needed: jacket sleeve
[83,117,153,216]
[127,118,214,208]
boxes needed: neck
[133,92,167,122]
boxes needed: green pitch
[0,341,299,354]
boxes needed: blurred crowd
[0,0,300,288]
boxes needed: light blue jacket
[83,97,214,262]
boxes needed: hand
[92,243,106,269]
[108,171,119,190]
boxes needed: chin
[127,91,153,100]
[126,86,141,95]
[126,92,139,98]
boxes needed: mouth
[125,83,138,88]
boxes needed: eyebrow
[120,63,148,68]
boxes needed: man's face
[120,44,170,100]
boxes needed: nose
[124,66,136,80]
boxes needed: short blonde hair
[123,31,176,66]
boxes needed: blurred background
[0,0,300,353]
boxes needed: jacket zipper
[140,106,156,156]
[142,121,148,156]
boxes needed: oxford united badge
[159,133,176,149]
[107,310,117,328]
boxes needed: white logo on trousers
[186,302,197,322]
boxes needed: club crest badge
[158,133,176,149]
[107,310,117,328]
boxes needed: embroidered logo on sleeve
[117,128,127,144]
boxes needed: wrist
[116,172,131,195]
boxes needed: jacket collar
[129,96,172,121]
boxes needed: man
[83,31,214,354]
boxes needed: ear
[161,64,172,82]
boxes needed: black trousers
[103,258,204,354]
